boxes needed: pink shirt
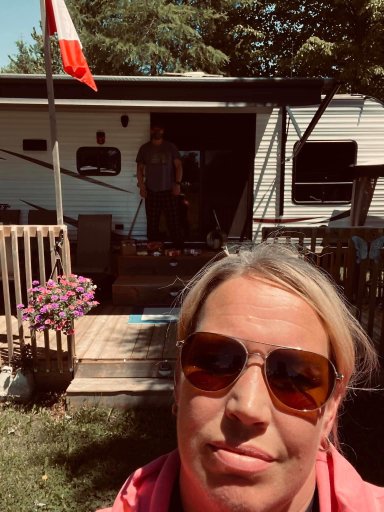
[98,447,384,512]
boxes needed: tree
[1,0,230,76]
[245,0,384,99]
[64,0,230,75]
[1,27,62,74]
[1,0,383,101]
[201,1,266,76]
[290,0,384,99]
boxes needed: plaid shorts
[145,190,183,245]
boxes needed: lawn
[0,388,383,512]
[0,395,177,512]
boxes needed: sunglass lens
[181,333,246,391]
[266,349,335,411]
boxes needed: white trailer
[0,74,383,243]
[253,95,384,240]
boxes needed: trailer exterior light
[96,131,105,144]
[121,114,129,127]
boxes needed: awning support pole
[292,82,341,160]
[278,107,287,217]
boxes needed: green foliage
[0,399,177,512]
[204,1,266,76]
[66,0,229,75]
[1,27,63,75]
[255,0,384,99]
[1,0,383,100]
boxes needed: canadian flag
[46,0,97,91]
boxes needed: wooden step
[112,274,192,306]
[66,377,174,409]
[74,359,176,379]
[117,252,217,275]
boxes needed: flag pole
[40,0,64,225]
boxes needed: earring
[319,436,331,452]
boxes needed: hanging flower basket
[18,275,99,335]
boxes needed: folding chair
[73,214,113,299]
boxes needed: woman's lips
[210,443,275,474]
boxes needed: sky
[0,1,41,68]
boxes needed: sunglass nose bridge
[246,351,266,367]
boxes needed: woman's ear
[321,394,341,440]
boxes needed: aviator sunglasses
[176,332,344,412]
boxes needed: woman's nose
[224,364,273,426]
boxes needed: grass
[0,395,177,512]
[0,388,383,512]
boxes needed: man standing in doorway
[136,124,184,247]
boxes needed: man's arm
[172,158,183,195]
[174,158,183,183]
[136,162,147,198]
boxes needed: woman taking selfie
[100,244,384,511]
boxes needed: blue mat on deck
[128,307,180,324]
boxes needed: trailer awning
[0,74,337,107]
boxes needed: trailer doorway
[151,113,256,242]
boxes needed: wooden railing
[262,227,384,356]
[0,225,73,388]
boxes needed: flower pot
[0,366,13,400]
[0,366,35,403]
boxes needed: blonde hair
[177,243,378,444]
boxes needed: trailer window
[23,139,47,151]
[76,147,121,176]
[292,140,357,204]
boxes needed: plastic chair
[74,214,112,274]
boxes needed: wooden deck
[2,302,382,362]
[0,304,178,361]
[73,304,178,361]
[67,303,178,408]
[1,298,382,408]
[2,225,382,407]
[0,302,178,407]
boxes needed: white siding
[0,109,150,238]
[252,96,384,239]
[1,94,383,243]
[0,111,52,224]
[252,110,280,241]
[285,97,384,221]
